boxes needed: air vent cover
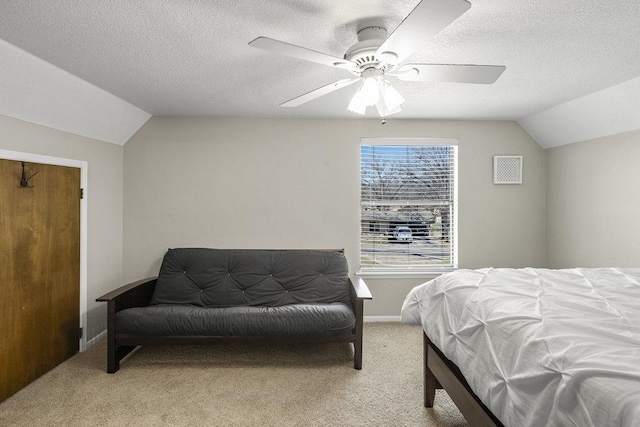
[493,156,522,184]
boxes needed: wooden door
[0,159,81,402]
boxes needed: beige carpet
[0,323,466,426]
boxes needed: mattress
[401,267,640,427]
[115,303,356,336]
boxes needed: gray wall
[1,114,123,340]
[545,129,640,267]
[123,117,545,316]
[5,109,638,333]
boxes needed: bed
[401,267,640,427]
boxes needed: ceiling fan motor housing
[344,26,391,74]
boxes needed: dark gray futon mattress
[114,303,356,336]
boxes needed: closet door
[0,159,81,402]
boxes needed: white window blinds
[360,143,457,271]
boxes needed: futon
[97,248,372,373]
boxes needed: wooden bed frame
[423,332,504,427]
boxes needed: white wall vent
[493,156,522,184]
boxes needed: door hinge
[80,188,84,199]
[79,327,83,338]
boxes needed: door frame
[0,149,89,351]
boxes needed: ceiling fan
[248,0,505,119]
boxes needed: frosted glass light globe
[358,77,380,106]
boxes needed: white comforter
[401,268,640,427]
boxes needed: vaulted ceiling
[1,0,639,147]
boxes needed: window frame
[357,137,458,278]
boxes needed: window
[360,138,457,273]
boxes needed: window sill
[356,269,455,280]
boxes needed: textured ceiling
[1,0,640,134]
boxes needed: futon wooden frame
[97,277,372,373]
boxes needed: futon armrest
[96,277,157,312]
[350,277,373,300]
[97,277,157,373]
[349,277,371,370]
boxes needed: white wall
[123,117,545,316]
[545,129,640,267]
[0,114,123,340]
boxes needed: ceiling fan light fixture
[349,78,405,117]
[375,100,402,117]
[347,92,367,115]
[381,81,405,112]
[358,77,381,106]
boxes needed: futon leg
[106,300,120,373]
[107,331,119,373]
[108,344,137,373]
[107,354,119,374]
[424,331,436,407]
[354,340,362,370]
[354,299,364,370]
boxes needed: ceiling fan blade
[395,64,506,84]
[376,0,471,65]
[249,37,358,71]
[280,78,360,107]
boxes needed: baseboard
[85,330,107,350]
[364,316,401,322]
